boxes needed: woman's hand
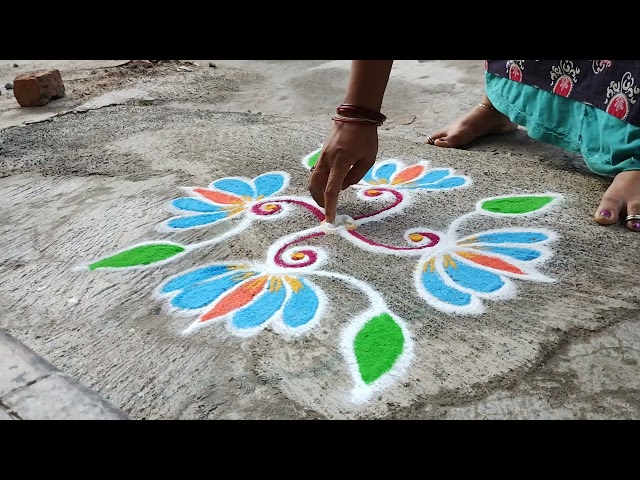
[307,121,379,224]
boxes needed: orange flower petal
[391,165,425,184]
[200,276,268,322]
[456,251,525,275]
[194,188,244,205]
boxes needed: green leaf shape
[354,312,404,385]
[480,195,555,215]
[306,149,320,169]
[88,243,185,270]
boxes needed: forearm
[342,60,393,113]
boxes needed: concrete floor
[1,60,638,419]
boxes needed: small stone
[13,63,18,67]
[208,62,217,68]
[5,83,13,90]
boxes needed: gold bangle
[477,102,497,112]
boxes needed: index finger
[323,164,350,224]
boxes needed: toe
[433,137,455,148]
[425,131,446,146]
[624,201,640,232]
[593,196,622,225]
[433,134,467,149]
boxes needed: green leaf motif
[88,243,185,270]
[480,195,555,215]
[353,312,404,385]
[305,149,321,169]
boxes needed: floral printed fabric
[486,60,640,128]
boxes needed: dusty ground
[1,60,638,419]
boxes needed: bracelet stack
[332,103,387,127]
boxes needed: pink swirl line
[253,199,325,221]
[274,231,326,268]
[347,230,439,251]
[353,188,404,221]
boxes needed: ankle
[477,102,497,112]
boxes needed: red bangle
[332,115,380,126]
[336,103,387,125]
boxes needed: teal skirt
[485,72,640,177]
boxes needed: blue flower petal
[475,232,548,244]
[445,258,504,293]
[232,279,287,329]
[254,173,286,198]
[167,212,229,229]
[161,265,231,294]
[171,198,224,213]
[412,169,450,185]
[414,176,466,190]
[212,178,256,198]
[282,279,319,328]
[471,246,542,261]
[362,166,376,184]
[172,271,257,310]
[421,264,472,306]
[374,163,397,182]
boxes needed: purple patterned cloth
[486,60,640,128]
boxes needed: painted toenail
[599,209,612,218]
[632,221,640,230]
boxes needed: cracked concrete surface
[0,60,638,419]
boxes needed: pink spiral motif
[354,188,404,221]
[252,199,325,220]
[274,232,325,268]
[251,202,283,216]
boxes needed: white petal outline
[454,227,559,282]
[209,171,291,199]
[182,273,274,336]
[155,264,261,319]
[157,185,246,232]
[438,253,517,301]
[369,159,406,184]
[271,278,328,338]
[301,146,322,170]
[413,255,486,315]
[309,271,414,403]
[340,307,415,404]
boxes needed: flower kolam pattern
[79,147,562,403]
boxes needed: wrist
[335,104,386,126]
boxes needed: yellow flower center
[409,233,424,242]
[291,252,305,260]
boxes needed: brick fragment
[13,69,65,107]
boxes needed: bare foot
[593,170,640,232]
[427,103,518,148]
